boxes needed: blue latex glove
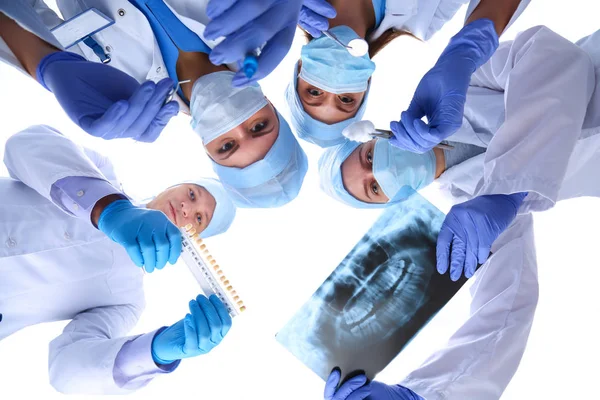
[98,199,182,272]
[324,369,423,400]
[299,0,337,38]
[204,0,303,86]
[390,19,499,153]
[437,192,528,281]
[36,52,179,142]
[152,294,232,364]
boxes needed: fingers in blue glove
[464,236,478,279]
[189,297,211,351]
[345,385,371,400]
[205,0,238,20]
[153,231,170,270]
[196,294,223,345]
[209,294,233,337]
[436,226,453,275]
[99,80,156,139]
[139,231,157,272]
[205,1,275,39]
[232,24,296,86]
[299,7,330,37]
[126,78,174,139]
[166,224,182,265]
[182,313,199,354]
[334,374,368,400]
[303,0,337,18]
[324,368,342,400]
[137,101,179,143]
[124,243,145,269]
[450,236,466,281]
[81,100,128,137]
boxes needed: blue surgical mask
[372,139,436,200]
[300,26,375,94]
[190,71,267,144]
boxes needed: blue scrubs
[372,0,386,28]
[128,0,211,103]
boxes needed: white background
[1,1,599,399]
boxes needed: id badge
[51,8,115,49]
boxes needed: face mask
[300,26,376,94]
[372,139,436,201]
[190,71,267,144]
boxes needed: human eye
[218,141,235,153]
[339,95,354,104]
[307,88,322,96]
[189,188,195,200]
[196,214,202,225]
[251,121,269,133]
[371,181,380,196]
[366,150,373,164]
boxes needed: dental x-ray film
[276,192,472,381]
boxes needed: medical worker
[0,1,308,208]
[0,8,179,142]
[284,0,529,148]
[0,125,235,394]
[317,25,600,399]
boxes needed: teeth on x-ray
[277,193,469,381]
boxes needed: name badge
[51,8,114,49]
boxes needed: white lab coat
[0,125,158,394]
[399,26,600,399]
[0,0,229,110]
[370,0,531,42]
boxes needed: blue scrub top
[128,0,211,103]
[372,0,386,28]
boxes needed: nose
[180,201,189,219]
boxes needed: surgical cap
[211,111,308,208]
[181,178,237,238]
[285,61,371,148]
[319,139,412,209]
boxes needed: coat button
[105,45,112,53]
[77,190,85,197]
[156,66,162,73]
[5,238,16,248]
[118,8,126,16]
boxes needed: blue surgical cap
[285,61,371,148]
[211,111,308,208]
[192,178,237,238]
[319,140,413,209]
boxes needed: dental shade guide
[179,224,246,317]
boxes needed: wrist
[91,195,128,228]
[151,327,177,366]
[36,52,88,90]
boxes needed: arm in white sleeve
[0,1,64,74]
[401,214,538,400]
[464,0,531,35]
[49,301,179,394]
[3,125,125,218]
[470,26,595,213]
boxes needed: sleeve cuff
[51,176,123,220]
[113,329,180,388]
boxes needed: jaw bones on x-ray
[276,192,471,381]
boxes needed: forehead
[340,145,364,197]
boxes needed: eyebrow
[218,144,240,160]
[251,124,275,138]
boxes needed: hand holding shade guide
[179,224,246,317]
